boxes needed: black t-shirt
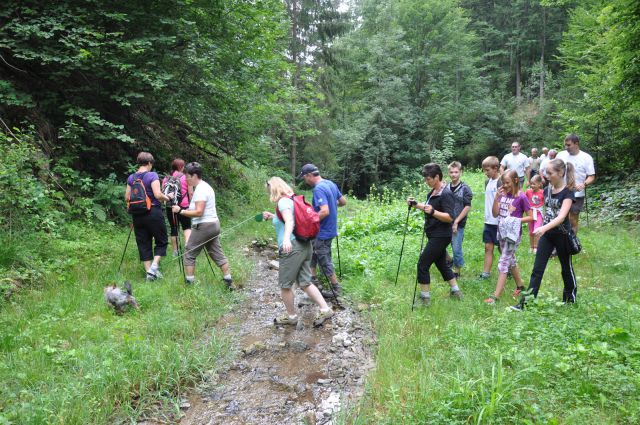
[424,186,455,238]
[544,186,575,234]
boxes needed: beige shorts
[184,221,228,267]
[278,239,313,289]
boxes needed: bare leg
[511,266,524,288]
[185,265,195,276]
[183,229,192,244]
[280,288,296,315]
[302,284,329,310]
[170,236,178,252]
[483,243,495,273]
[220,262,230,276]
[143,260,151,272]
[569,212,580,235]
[493,273,508,298]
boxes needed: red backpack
[276,194,320,241]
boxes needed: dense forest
[1,0,639,220]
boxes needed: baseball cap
[297,163,319,179]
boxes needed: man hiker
[298,164,347,298]
[556,134,596,235]
[500,141,530,187]
[529,148,542,179]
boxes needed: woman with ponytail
[512,159,578,310]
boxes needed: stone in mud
[225,399,240,414]
[241,341,266,356]
[317,378,332,385]
[268,260,279,270]
[290,340,310,353]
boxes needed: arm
[577,174,596,192]
[492,189,503,218]
[124,185,131,202]
[454,186,473,227]
[337,196,347,207]
[318,204,330,221]
[280,208,294,253]
[172,200,205,217]
[151,180,170,203]
[534,198,573,236]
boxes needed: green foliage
[0,220,256,423]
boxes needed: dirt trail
[178,242,376,425]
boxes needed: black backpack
[127,172,151,215]
[162,173,185,206]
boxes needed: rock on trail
[178,242,376,425]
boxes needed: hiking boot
[223,278,235,290]
[413,296,431,308]
[321,284,342,299]
[513,286,525,298]
[313,309,335,327]
[146,269,163,281]
[478,272,490,280]
[484,295,497,305]
[450,290,464,300]
[185,278,201,286]
[274,314,299,326]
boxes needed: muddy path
[178,242,376,425]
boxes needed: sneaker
[513,286,525,298]
[484,295,497,305]
[413,296,431,308]
[478,272,490,279]
[510,303,524,312]
[185,278,200,286]
[450,290,464,300]
[223,278,235,290]
[321,284,342,299]
[145,269,163,281]
[313,309,335,327]
[274,314,298,326]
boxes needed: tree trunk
[539,9,546,106]
[291,132,297,178]
[515,55,522,103]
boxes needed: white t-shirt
[556,150,595,198]
[500,153,530,178]
[484,177,500,225]
[190,180,218,224]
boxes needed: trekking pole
[320,271,343,309]
[117,224,134,273]
[411,230,426,311]
[336,235,342,280]
[204,250,217,278]
[394,204,412,286]
[173,212,187,284]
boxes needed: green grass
[338,171,640,424]
[0,215,270,424]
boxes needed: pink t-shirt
[162,171,190,208]
[525,189,544,209]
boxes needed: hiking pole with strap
[336,235,342,280]
[394,204,412,286]
[117,224,134,273]
[320,270,342,309]
[411,230,426,311]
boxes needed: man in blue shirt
[298,164,347,297]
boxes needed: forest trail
[178,242,376,425]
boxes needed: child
[479,156,501,279]
[525,175,544,253]
[447,161,473,278]
[484,170,532,304]
[511,159,578,311]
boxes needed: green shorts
[278,239,313,289]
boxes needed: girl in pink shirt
[525,175,544,253]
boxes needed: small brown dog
[104,281,139,314]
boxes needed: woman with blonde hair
[262,177,334,327]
